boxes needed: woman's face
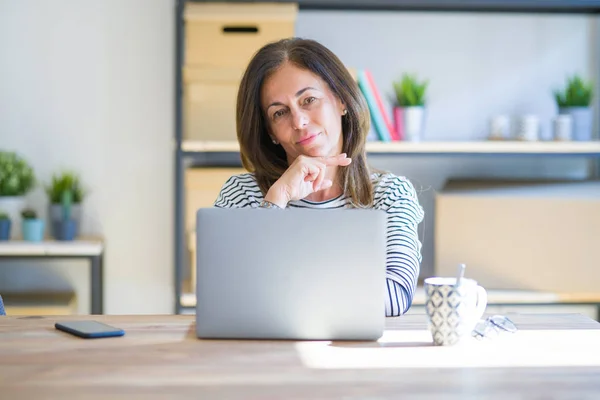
[261,62,345,161]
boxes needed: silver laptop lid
[195,207,387,341]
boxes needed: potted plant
[553,75,594,141]
[393,73,429,142]
[46,171,85,238]
[0,212,11,241]
[0,151,35,239]
[52,190,77,241]
[21,208,44,242]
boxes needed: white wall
[0,0,174,314]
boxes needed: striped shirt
[214,172,425,317]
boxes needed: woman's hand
[264,153,352,208]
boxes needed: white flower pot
[559,107,593,141]
[0,196,25,239]
[516,115,540,141]
[403,106,426,142]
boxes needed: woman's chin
[299,145,334,158]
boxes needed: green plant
[46,171,85,204]
[0,212,9,220]
[554,75,594,108]
[393,73,429,107]
[0,151,35,196]
[21,208,37,220]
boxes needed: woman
[214,37,424,317]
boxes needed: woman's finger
[322,153,352,166]
[302,162,321,182]
[313,162,326,191]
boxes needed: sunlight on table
[295,329,600,369]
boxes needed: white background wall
[0,1,596,313]
[0,0,174,314]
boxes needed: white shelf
[365,140,600,154]
[181,289,600,309]
[182,140,600,155]
[0,238,104,257]
[182,140,240,152]
[180,289,600,309]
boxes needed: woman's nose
[291,110,309,130]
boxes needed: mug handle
[474,285,488,321]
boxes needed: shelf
[182,140,600,156]
[180,289,600,310]
[182,140,240,153]
[186,0,600,14]
[175,0,600,314]
[0,238,104,257]
[366,141,600,155]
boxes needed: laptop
[195,207,388,341]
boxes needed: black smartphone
[55,320,125,339]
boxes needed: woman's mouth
[297,132,321,145]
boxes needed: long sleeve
[214,173,262,208]
[375,174,425,317]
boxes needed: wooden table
[0,239,104,314]
[1,313,599,399]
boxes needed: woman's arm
[376,175,425,317]
[216,155,352,209]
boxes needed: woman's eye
[273,109,286,119]
[304,96,316,105]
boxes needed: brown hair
[236,37,373,207]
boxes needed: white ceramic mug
[424,277,487,346]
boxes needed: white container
[559,107,592,141]
[488,115,510,140]
[516,115,539,141]
[553,114,573,141]
[403,106,426,142]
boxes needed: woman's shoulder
[370,171,424,219]
[370,171,419,198]
[221,172,259,189]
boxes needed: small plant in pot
[21,208,44,242]
[46,171,85,239]
[553,75,594,141]
[53,190,78,241]
[0,151,35,239]
[393,73,429,142]
[0,212,11,241]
